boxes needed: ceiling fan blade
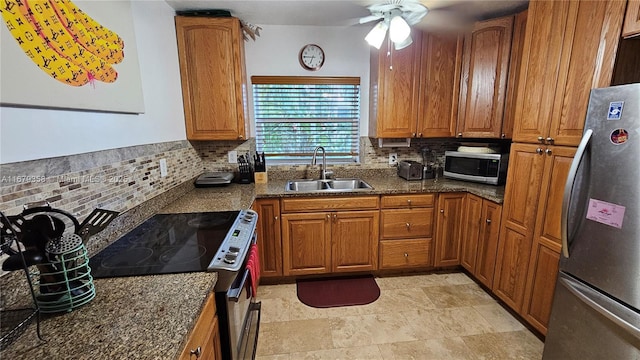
[359,14,384,24]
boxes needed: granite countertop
[253,177,505,204]
[1,175,503,358]
[1,272,217,359]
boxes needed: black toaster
[397,160,424,181]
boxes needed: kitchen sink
[285,178,373,192]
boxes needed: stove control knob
[228,246,240,254]
[223,253,236,264]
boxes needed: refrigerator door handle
[560,275,640,342]
[562,128,593,258]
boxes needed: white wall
[0,0,186,164]
[243,24,372,137]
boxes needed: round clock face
[299,44,325,71]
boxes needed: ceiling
[166,0,529,31]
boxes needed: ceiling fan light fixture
[389,15,411,43]
[394,34,413,50]
[365,20,388,49]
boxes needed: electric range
[88,210,257,278]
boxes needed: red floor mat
[296,275,380,308]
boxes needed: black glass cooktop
[89,211,240,278]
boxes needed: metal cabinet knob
[501,133,506,139]
[536,148,544,155]
[412,132,416,137]
[274,216,278,221]
[407,199,412,205]
[404,252,409,257]
[440,209,445,213]
[545,148,553,155]
[457,133,463,138]
[418,133,423,137]
[486,219,492,224]
[537,136,545,143]
[326,214,331,221]
[406,223,411,229]
[546,137,554,144]
[190,346,202,358]
[238,135,244,139]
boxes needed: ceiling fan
[359,0,429,50]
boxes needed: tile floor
[255,272,544,359]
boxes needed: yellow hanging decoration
[1,0,125,87]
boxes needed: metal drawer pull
[405,223,411,229]
[536,147,544,155]
[404,253,408,257]
[190,346,202,358]
[440,209,444,213]
[486,219,491,224]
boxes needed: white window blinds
[252,76,360,164]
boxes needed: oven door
[226,268,261,360]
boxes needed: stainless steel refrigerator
[543,83,640,359]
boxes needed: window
[252,76,360,164]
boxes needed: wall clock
[299,44,325,71]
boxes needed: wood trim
[622,0,640,38]
[251,76,360,85]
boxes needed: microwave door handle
[228,269,250,302]
[562,129,592,259]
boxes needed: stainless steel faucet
[311,146,332,180]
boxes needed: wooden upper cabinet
[513,0,626,146]
[501,10,528,140]
[623,0,640,38]
[175,16,248,140]
[369,31,462,138]
[457,15,514,138]
[369,32,422,138]
[417,32,463,138]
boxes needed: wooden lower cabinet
[252,199,283,277]
[522,238,561,335]
[461,194,502,288]
[280,197,380,276]
[434,193,465,267]
[378,194,435,270]
[179,294,222,360]
[281,212,332,276]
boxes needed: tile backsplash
[0,141,202,218]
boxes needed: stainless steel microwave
[443,151,509,185]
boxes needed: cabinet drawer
[380,208,434,239]
[381,194,435,208]
[281,196,379,213]
[379,238,433,269]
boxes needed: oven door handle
[227,268,250,302]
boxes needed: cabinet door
[520,146,575,334]
[460,194,483,272]
[332,211,379,272]
[474,200,502,289]
[417,32,462,138]
[522,238,561,335]
[493,144,546,310]
[623,0,640,38]
[179,294,221,360]
[501,9,528,140]
[253,199,282,277]
[512,0,571,144]
[434,193,465,267]
[175,17,247,140]
[281,213,331,276]
[457,16,514,138]
[548,0,625,146]
[369,32,422,138]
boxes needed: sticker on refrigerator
[586,199,626,229]
[610,128,629,145]
[607,101,624,120]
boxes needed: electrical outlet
[159,158,168,177]
[228,151,238,163]
[389,153,398,165]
